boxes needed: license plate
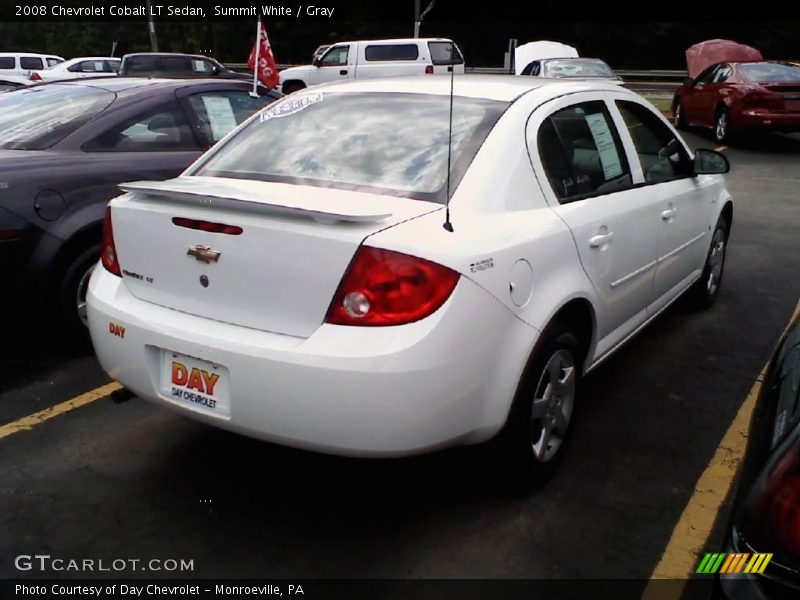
[160,351,230,417]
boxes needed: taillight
[425,65,434,74]
[325,247,459,326]
[29,72,41,81]
[101,206,121,276]
[741,443,800,567]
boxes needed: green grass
[645,96,673,113]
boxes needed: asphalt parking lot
[2,129,799,593]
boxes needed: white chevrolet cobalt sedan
[87,75,733,476]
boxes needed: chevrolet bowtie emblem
[187,245,221,264]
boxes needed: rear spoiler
[118,177,393,224]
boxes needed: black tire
[714,106,732,144]
[686,216,728,310]
[493,323,582,483]
[281,81,305,95]
[673,99,687,130]
[58,244,101,336]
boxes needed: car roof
[311,74,623,102]
[44,77,252,94]
[122,52,216,60]
[340,38,454,44]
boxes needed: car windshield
[739,62,800,83]
[0,84,115,150]
[193,92,507,202]
[543,59,616,78]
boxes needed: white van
[0,53,65,77]
[279,38,464,93]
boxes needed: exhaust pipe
[110,387,136,404]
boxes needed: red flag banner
[247,22,279,89]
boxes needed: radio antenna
[442,41,456,233]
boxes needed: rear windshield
[0,84,115,150]
[739,62,800,83]
[543,59,616,78]
[428,42,464,65]
[192,92,506,203]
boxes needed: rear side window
[536,101,631,203]
[47,57,62,67]
[0,57,15,69]
[85,102,199,152]
[615,100,692,183]
[20,57,43,70]
[0,84,116,150]
[364,44,419,62]
[124,56,156,75]
[187,91,275,142]
[428,42,464,65]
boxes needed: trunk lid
[111,176,440,338]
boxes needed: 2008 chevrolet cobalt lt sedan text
[87,75,733,477]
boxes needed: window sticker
[192,60,207,72]
[260,92,324,122]
[201,96,238,141]
[584,113,623,180]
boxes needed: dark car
[713,311,800,598]
[673,61,800,144]
[0,77,280,333]
[119,53,250,81]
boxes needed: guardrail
[224,63,686,94]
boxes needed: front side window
[365,44,419,62]
[320,46,349,67]
[193,92,507,202]
[0,84,115,150]
[191,59,215,74]
[712,64,732,83]
[85,102,198,152]
[20,57,44,70]
[615,100,692,183]
[536,101,631,202]
[187,91,275,142]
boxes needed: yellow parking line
[0,382,122,441]
[715,145,728,152]
[642,299,800,596]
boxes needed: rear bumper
[87,267,534,457]
[736,109,800,133]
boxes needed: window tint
[0,57,15,69]
[320,46,348,67]
[20,57,43,70]
[125,56,156,74]
[365,44,419,62]
[160,56,190,74]
[536,101,631,202]
[615,100,692,183]
[85,102,199,152]
[187,91,275,142]
[428,42,464,65]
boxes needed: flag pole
[250,19,261,97]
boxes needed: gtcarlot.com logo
[14,554,194,573]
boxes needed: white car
[29,57,120,82]
[0,52,64,77]
[87,76,732,476]
[0,74,33,92]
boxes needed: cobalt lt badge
[187,244,220,264]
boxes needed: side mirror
[693,149,730,175]
[683,77,694,87]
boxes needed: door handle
[339,69,348,75]
[661,208,677,221]
[589,232,614,248]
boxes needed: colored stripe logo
[695,552,773,574]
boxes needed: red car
[672,61,800,143]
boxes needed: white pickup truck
[279,38,465,94]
